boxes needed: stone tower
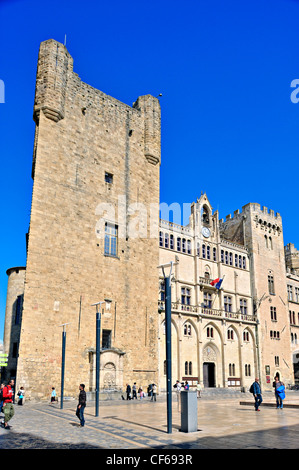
[16,39,161,399]
[221,203,293,389]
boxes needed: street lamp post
[91,299,112,417]
[58,323,71,410]
[158,261,177,434]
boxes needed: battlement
[33,39,161,165]
[219,202,281,224]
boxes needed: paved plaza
[1,391,299,453]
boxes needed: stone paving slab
[0,395,299,452]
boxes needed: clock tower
[189,193,221,301]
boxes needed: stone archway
[202,344,221,387]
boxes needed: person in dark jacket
[126,384,131,400]
[76,383,86,427]
[251,377,263,411]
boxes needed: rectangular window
[270,306,277,321]
[204,292,212,309]
[181,287,191,305]
[102,330,112,349]
[105,172,113,184]
[177,237,181,252]
[159,231,163,247]
[268,275,275,295]
[288,285,293,301]
[170,234,174,250]
[295,287,299,303]
[240,298,247,315]
[224,296,232,313]
[105,223,118,257]
[165,233,169,248]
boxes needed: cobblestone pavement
[1,393,299,451]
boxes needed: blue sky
[1,0,299,341]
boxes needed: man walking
[251,377,263,411]
[132,382,137,399]
[2,379,15,429]
[76,383,86,427]
[126,383,131,400]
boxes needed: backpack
[249,383,254,394]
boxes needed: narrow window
[170,234,174,250]
[102,329,112,349]
[159,231,164,247]
[165,233,169,249]
[105,172,113,184]
[268,275,275,295]
[105,223,118,256]
[177,237,181,251]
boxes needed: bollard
[180,390,198,432]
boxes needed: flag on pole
[210,278,223,289]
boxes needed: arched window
[202,206,210,225]
[228,328,234,340]
[184,323,192,336]
[243,330,249,342]
[207,327,214,338]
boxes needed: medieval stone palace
[3,39,299,400]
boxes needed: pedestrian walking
[151,384,157,401]
[17,386,25,405]
[132,382,137,399]
[126,383,132,400]
[273,376,285,409]
[184,381,189,390]
[174,380,182,410]
[51,387,57,403]
[148,383,153,399]
[75,383,86,427]
[2,379,15,429]
[250,377,263,411]
[196,381,201,398]
[138,386,144,399]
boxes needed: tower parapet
[33,39,73,123]
[133,95,161,165]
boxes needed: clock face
[202,227,210,238]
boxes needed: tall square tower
[16,39,161,399]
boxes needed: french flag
[210,278,223,289]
